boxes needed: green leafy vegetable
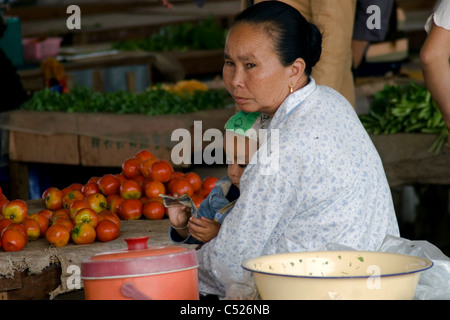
[111,16,227,52]
[359,81,447,154]
[20,85,233,115]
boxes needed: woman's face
[223,23,293,116]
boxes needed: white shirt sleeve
[425,0,450,33]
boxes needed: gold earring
[289,86,294,93]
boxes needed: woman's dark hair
[233,1,322,76]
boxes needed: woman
[196,1,399,298]
[420,0,450,147]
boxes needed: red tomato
[151,160,174,183]
[6,223,28,243]
[114,173,127,184]
[52,217,75,233]
[119,199,142,220]
[142,200,166,220]
[69,199,90,219]
[98,210,121,229]
[107,195,125,215]
[2,228,26,252]
[0,218,13,236]
[0,194,8,210]
[71,223,96,245]
[73,207,99,228]
[1,199,28,223]
[202,177,219,193]
[171,178,194,197]
[27,213,49,237]
[85,193,108,213]
[191,194,204,209]
[87,176,101,184]
[122,157,142,179]
[120,179,142,199]
[37,209,52,221]
[144,180,166,199]
[184,172,202,192]
[42,187,64,211]
[51,208,71,223]
[82,182,100,196]
[46,224,70,247]
[134,149,154,162]
[139,157,159,178]
[23,218,40,241]
[98,174,121,196]
[95,219,120,242]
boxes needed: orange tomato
[69,199,90,219]
[81,182,101,196]
[151,160,174,183]
[119,199,142,220]
[27,213,49,237]
[85,193,108,213]
[144,180,166,199]
[122,157,142,179]
[23,218,41,241]
[202,176,219,193]
[62,190,85,209]
[142,200,166,220]
[73,207,99,228]
[71,223,96,245]
[2,228,26,252]
[98,174,121,196]
[1,199,28,223]
[120,179,142,199]
[42,187,64,211]
[95,219,120,242]
[139,157,159,178]
[171,178,194,197]
[134,149,154,162]
[184,172,202,192]
[98,210,121,229]
[46,224,70,247]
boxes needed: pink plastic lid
[81,236,198,279]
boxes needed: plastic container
[81,236,199,300]
[22,37,62,62]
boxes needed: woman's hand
[188,216,221,243]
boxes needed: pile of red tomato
[0,149,219,251]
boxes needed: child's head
[224,111,271,189]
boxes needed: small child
[168,111,271,245]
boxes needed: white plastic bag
[378,235,450,300]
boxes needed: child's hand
[166,193,191,230]
[188,216,221,243]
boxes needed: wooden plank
[9,131,80,165]
[0,265,62,300]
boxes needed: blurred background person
[420,0,450,147]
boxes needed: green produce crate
[0,16,24,67]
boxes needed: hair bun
[308,23,322,68]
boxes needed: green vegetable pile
[111,17,227,52]
[20,85,233,115]
[359,82,447,154]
